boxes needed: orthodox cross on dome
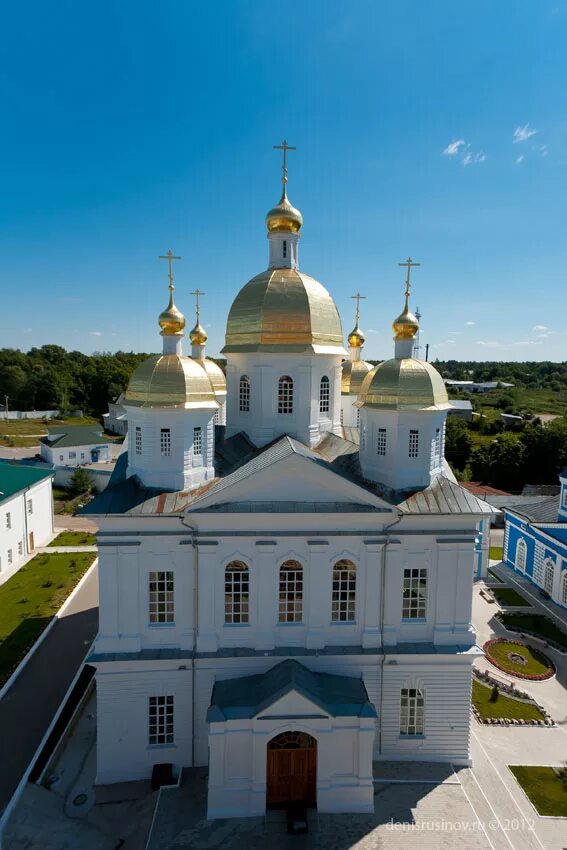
[351,291,366,324]
[273,139,297,190]
[159,249,182,291]
[190,288,205,320]
[398,256,420,300]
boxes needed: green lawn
[472,679,545,722]
[487,568,504,583]
[509,766,567,816]
[500,612,567,650]
[0,551,96,686]
[0,416,99,436]
[492,587,530,607]
[48,531,96,547]
[486,641,552,677]
[489,546,503,561]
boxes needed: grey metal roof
[43,425,110,448]
[399,475,496,515]
[206,659,377,722]
[192,500,379,513]
[505,496,560,524]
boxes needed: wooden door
[28,531,34,552]
[266,732,316,809]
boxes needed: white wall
[341,394,360,428]
[41,442,112,467]
[0,476,53,584]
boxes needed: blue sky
[0,0,565,361]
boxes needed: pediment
[257,689,329,719]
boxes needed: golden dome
[347,324,365,348]
[392,299,419,340]
[222,267,346,355]
[266,189,303,234]
[159,290,186,336]
[203,358,227,398]
[356,358,450,411]
[124,354,218,409]
[189,321,208,346]
[341,359,373,395]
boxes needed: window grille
[544,559,555,594]
[408,429,419,458]
[160,428,171,456]
[135,426,142,455]
[224,561,249,624]
[7,549,13,565]
[278,376,293,414]
[148,695,174,745]
[6,512,11,530]
[331,559,356,622]
[282,240,287,258]
[400,688,424,735]
[562,572,567,605]
[319,376,330,414]
[278,560,303,622]
[27,499,33,515]
[516,538,527,573]
[148,571,174,624]
[18,541,23,556]
[377,428,387,456]
[193,427,202,454]
[402,567,427,619]
[239,375,250,412]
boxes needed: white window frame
[376,428,387,456]
[319,376,330,414]
[69,451,76,459]
[27,499,33,515]
[148,571,174,624]
[278,560,303,623]
[148,695,174,746]
[6,512,11,530]
[18,540,23,556]
[400,688,424,736]
[561,571,567,606]
[135,426,142,456]
[278,376,294,415]
[402,567,427,619]
[160,428,171,457]
[224,561,250,624]
[515,538,527,573]
[331,559,356,622]
[193,426,202,454]
[544,558,555,594]
[408,429,419,458]
[239,375,251,413]
[7,549,13,565]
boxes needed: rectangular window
[193,426,202,454]
[402,567,427,619]
[6,512,11,530]
[408,429,419,458]
[377,428,387,456]
[160,428,171,456]
[148,571,174,624]
[27,499,33,515]
[7,549,13,565]
[18,541,23,556]
[69,451,76,459]
[400,688,424,736]
[319,377,330,414]
[135,426,142,455]
[213,410,219,425]
[59,455,64,462]
[282,239,287,258]
[81,453,85,460]
[360,424,366,451]
[148,695,174,745]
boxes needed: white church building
[85,150,491,818]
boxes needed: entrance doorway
[28,531,34,552]
[266,731,316,809]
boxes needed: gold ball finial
[348,325,365,348]
[190,321,208,346]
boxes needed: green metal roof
[44,425,108,448]
[0,463,53,505]
[207,659,377,722]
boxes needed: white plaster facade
[0,472,54,584]
[340,394,360,428]
[41,441,112,467]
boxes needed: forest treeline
[433,359,567,392]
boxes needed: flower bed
[482,638,555,681]
[472,670,553,726]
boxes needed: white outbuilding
[0,463,54,584]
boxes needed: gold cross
[398,256,420,297]
[351,292,366,324]
[190,288,205,320]
[159,249,182,291]
[273,139,297,187]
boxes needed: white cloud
[476,340,542,349]
[515,154,525,164]
[447,331,463,336]
[513,124,538,143]
[366,329,378,334]
[463,150,486,166]
[540,145,549,158]
[465,321,476,327]
[533,325,548,332]
[89,331,103,336]
[443,139,466,156]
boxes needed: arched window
[561,571,567,606]
[332,559,356,622]
[544,558,555,594]
[224,561,249,624]
[279,560,303,622]
[278,376,293,414]
[515,538,527,573]
[239,375,250,413]
[319,376,330,414]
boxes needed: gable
[257,690,329,719]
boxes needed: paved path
[54,515,98,533]
[0,564,99,817]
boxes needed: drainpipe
[377,511,403,756]
[181,518,198,767]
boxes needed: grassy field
[489,546,503,561]
[492,587,531,607]
[472,679,545,722]
[509,765,567,816]
[0,416,99,436]
[486,641,552,677]
[49,531,96,546]
[0,551,96,686]
[500,612,567,649]
[473,387,567,416]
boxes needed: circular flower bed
[483,639,555,680]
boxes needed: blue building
[503,472,567,610]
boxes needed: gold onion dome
[266,188,303,234]
[392,299,419,340]
[203,359,227,396]
[348,324,365,348]
[159,291,186,336]
[124,355,218,409]
[356,358,450,411]
[189,321,208,346]
[341,359,373,395]
[222,267,346,355]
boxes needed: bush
[69,467,93,497]
[489,684,499,703]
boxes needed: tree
[489,684,499,703]
[70,467,93,497]
[470,434,525,491]
[445,417,473,471]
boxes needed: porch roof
[207,659,377,722]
